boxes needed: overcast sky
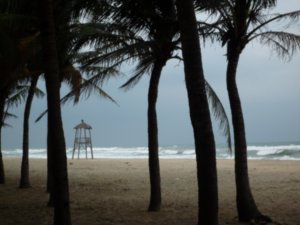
[3,1,300,149]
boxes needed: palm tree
[0,109,17,184]
[38,0,71,224]
[0,83,34,184]
[175,0,218,224]
[69,1,173,211]
[0,0,41,185]
[0,93,6,184]
[0,5,20,183]
[116,0,177,211]
[71,0,231,212]
[16,29,45,189]
[19,74,44,188]
[200,0,300,222]
[0,80,31,185]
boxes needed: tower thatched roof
[74,120,92,129]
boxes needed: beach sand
[0,158,299,225]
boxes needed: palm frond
[205,80,232,153]
[2,111,17,128]
[6,85,29,107]
[120,56,154,90]
[34,110,47,123]
[4,111,17,119]
[75,39,151,76]
[250,0,277,13]
[32,80,44,98]
[70,0,113,21]
[70,22,145,54]
[247,10,300,39]
[61,79,118,106]
[255,31,300,60]
[35,76,118,123]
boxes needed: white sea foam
[2,143,300,160]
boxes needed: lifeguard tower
[72,120,94,159]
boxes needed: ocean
[2,142,300,160]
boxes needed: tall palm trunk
[176,0,218,224]
[47,126,54,206]
[148,60,165,211]
[0,94,6,184]
[19,75,39,188]
[39,0,71,224]
[226,47,269,222]
[0,130,4,184]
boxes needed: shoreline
[1,159,299,225]
[3,143,300,160]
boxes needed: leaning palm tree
[200,0,300,222]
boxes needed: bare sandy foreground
[0,158,299,225]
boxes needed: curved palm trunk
[226,49,270,222]
[19,75,39,188]
[147,60,165,211]
[0,95,6,184]
[39,0,71,224]
[176,0,218,224]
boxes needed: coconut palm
[0,109,16,184]
[14,28,45,189]
[0,51,32,184]
[16,3,119,207]
[116,0,178,211]
[0,93,6,184]
[19,74,44,188]
[71,0,231,212]
[0,89,18,184]
[200,0,300,222]
[38,0,71,223]
[0,83,34,184]
[175,0,219,224]
[0,0,41,184]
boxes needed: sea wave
[2,143,300,160]
[247,144,300,160]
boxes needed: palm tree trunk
[19,75,39,188]
[226,48,270,222]
[176,0,218,224]
[0,133,4,185]
[47,127,54,207]
[147,60,165,211]
[39,0,71,224]
[0,95,6,184]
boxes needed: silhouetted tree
[19,75,42,188]
[176,0,218,224]
[200,0,300,222]
[38,0,72,224]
